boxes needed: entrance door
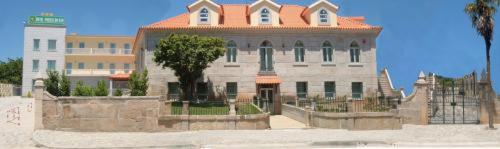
[260,88,275,114]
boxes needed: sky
[0,0,499,94]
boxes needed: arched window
[227,41,237,63]
[260,8,271,24]
[319,9,329,24]
[294,41,305,62]
[322,41,333,62]
[199,8,210,24]
[350,42,361,63]
[260,41,273,72]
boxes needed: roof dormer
[249,0,281,26]
[188,0,221,26]
[303,0,339,27]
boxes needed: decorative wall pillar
[229,99,236,116]
[182,101,189,115]
[34,76,44,130]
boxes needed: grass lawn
[237,104,262,115]
[171,102,262,115]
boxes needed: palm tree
[465,0,499,129]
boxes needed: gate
[428,72,480,124]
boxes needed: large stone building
[134,0,384,105]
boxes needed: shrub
[129,69,148,96]
[114,89,123,96]
[59,73,71,96]
[94,80,108,96]
[72,81,94,96]
[27,91,32,98]
[44,71,60,96]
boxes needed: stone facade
[139,30,379,99]
[158,114,270,131]
[0,84,14,97]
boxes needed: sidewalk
[270,115,306,129]
[32,124,500,148]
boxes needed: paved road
[32,124,500,148]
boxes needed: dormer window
[319,9,329,24]
[260,8,271,24]
[199,8,210,24]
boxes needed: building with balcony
[134,0,385,114]
[22,13,135,95]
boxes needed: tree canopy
[0,58,22,85]
[153,34,226,101]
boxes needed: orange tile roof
[142,4,381,31]
[109,74,130,81]
[256,75,282,84]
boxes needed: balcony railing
[64,69,134,76]
[65,48,133,55]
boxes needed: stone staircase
[378,69,394,98]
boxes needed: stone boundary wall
[281,104,402,130]
[281,104,307,123]
[158,114,270,131]
[0,84,14,97]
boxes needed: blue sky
[0,0,499,94]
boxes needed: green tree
[0,58,22,85]
[465,0,499,129]
[153,34,225,101]
[128,69,149,96]
[59,72,71,96]
[44,71,60,96]
[72,81,94,96]
[94,80,109,96]
[114,89,123,96]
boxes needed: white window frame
[294,41,305,62]
[199,8,210,24]
[322,41,333,63]
[350,42,361,63]
[318,9,330,25]
[32,60,39,72]
[227,41,237,63]
[48,39,57,52]
[260,8,271,24]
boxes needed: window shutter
[227,49,231,62]
[323,48,327,62]
[267,48,273,71]
[260,48,266,71]
[232,48,237,62]
[294,48,299,62]
[350,49,355,62]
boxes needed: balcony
[64,69,134,76]
[65,48,133,56]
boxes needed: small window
[78,63,85,69]
[97,63,104,69]
[296,82,308,99]
[66,42,73,49]
[227,41,237,63]
[168,82,180,100]
[322,41,333,62]
[110,43,116,54]
[260,8,271,24]
[325,82,336,100]
[109,63,116,74]
[124,43,130,49]
[226,82,238,99]
[65,63,72,74]
[352,82,363,99]
[294,41,305,62]
[47,60,56,71]
[196,82,208,101]
[319,9,329,24]
[33,39,40,51]
[48,40,57,51]
[32,60,39,72]
[350,42,361,63]
[199,8,210,24]
[124,63,130,73]
[98,43,104,49]
[79,42,85,48]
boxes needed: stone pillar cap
[416,71,427,84]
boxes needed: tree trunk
[485,39,494,129]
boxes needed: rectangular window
[66,42,73,48]
[97,63,104,69]
[226,82,237,99]
[33,39,40,51]
[352,82,363,100]
[124,63,130,73]
[350,49,360,63]
[325,82,336,100]
[32,60,39,72]
[78,63,85,69]
[65,63,72,75]
[124,43,130,49]
[98,42,104,49]
[79,42,85,48]
[226,47,237,63]
[259,48,273,72]
[294,48,305,62]
[196,82,208,101]
[296,82,308,99]
[110,43,116,54]
[109,63,116,74]
[167,82,180,100]
[48,40,57,51]
[323,48,333,62]
[47,60,56,71]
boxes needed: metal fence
[284,95,397,113]
[171,97,264,115]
